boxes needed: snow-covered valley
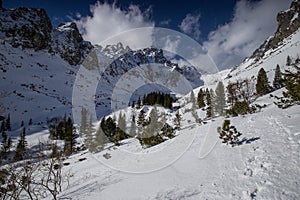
[1,1,300,200]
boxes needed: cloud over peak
[76,2,154,46]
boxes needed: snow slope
[56,90,300,200]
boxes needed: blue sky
[3,0,293,69]
[4,0,237,42]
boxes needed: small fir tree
[1,120,5,132]
[80,107,88,136]
[286,55,291,66]
[256,68,270,96]
[174,111,181,129]
[92,122,107,152]
[206,89,214,118]
[102,117,117,141]
[1,130,8,159]
[273,64,284,89]
[64,117,76,156]
[14,127,27,161]
[117,112,126,132]
[283,65,300,102]
[28,118,32,125]
[5,114,11,131]
[218,120,242,146]
[136,97,141,109]
[129,114,137,137]
[85,115,94,149]
[215,81,226,116]
[137,109,146,135]
[190,90,196,106]
[197,88,206,108]
[144,107,160,138]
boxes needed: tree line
[131,92,175,109]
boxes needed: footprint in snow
[244,168,253,177]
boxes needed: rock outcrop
[251,0,300,59]
[51,22,93,65]
[0,7,52,50]
[0,7,92,65]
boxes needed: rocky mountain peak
[251,0,300,59]
[0,6,92,65]
[0,7,52,50]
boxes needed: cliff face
[0,7,52,50]
[0,7,92,65]
[51,22,93,66]
[251,0,300,59]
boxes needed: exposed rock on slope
[0,7,92,65]
[251,0,300,59]
[51,22,93,65]
[0,7,52,50]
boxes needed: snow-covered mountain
[0,6,202,128]
[0,1,300,199]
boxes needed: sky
[3,0,293,70]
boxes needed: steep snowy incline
[0,43,75,130]
[225,28,300,86]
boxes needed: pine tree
[206,89,214,118]
[5,114,11,131]
[206,89,211,105]
[145,107,160,138]
[136,97,141,109]
[283,65,300,102]
[215,81,226,116]
[273,64,283,89]
[174,111,181,129]
[14,127,27,161]
[118,112,126,132]
[28,118,32,125]
[21,120,24,127]
[137,109,146,135]
[129,114,137,137]
[64,117,75,156]
[256,68,270,96]
[1,130,8,159]
[51,143,60,158]
[92,123,107,152]
[190,90,196,106]
[287,55,291,66]
[218,120,242,146]
[137,109,146,127]
[226,82,237,107]
[80,107,88,136]
[85,115,94,149]
[1,120,5,132]
[101,117,117,141]
[197,89,206,108]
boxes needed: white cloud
[76,2,154,48]
[204,0,293,70]
[179,13,201,40]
